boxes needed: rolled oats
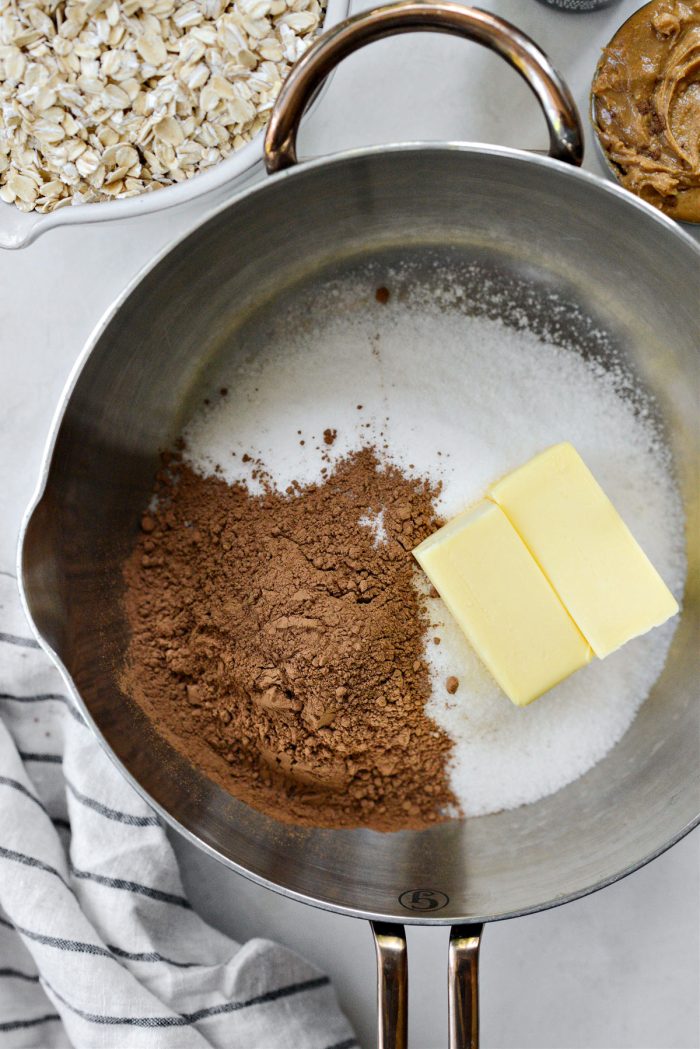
[0,0,326,213]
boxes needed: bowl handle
[371,920,484,1049]
[264,0,583,173]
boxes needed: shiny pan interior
[20,144,700,923]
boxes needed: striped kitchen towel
[0,573,356,1049]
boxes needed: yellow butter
[413,501,592,707]
[488,442,679,658]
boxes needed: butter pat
[414,501,592,706]
[488,443,679,657]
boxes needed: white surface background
[0,0,698,1046]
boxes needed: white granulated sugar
[183,282,686,818]
[359,510,388,547]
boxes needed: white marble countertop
[1,0,698,1045]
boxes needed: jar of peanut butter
[591,0,700,222]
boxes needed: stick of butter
[488,442,679,658]
[413,501,592,707]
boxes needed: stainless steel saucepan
[19,5,700,1047]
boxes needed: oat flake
[0,0,326,212]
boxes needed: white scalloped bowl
[0,0,348,250]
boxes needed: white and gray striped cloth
[0,573,356,1049]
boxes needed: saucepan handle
[371,922,408,1049]
[264,0,583,173]
[370,920,484,1048]
[448,924,483,1049]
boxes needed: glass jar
[533,0,622,10]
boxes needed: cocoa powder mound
[121,447,458,831]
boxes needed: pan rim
[17,140,700,925]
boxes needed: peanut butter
[592,0,700,222]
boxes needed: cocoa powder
[121,446,458,831]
